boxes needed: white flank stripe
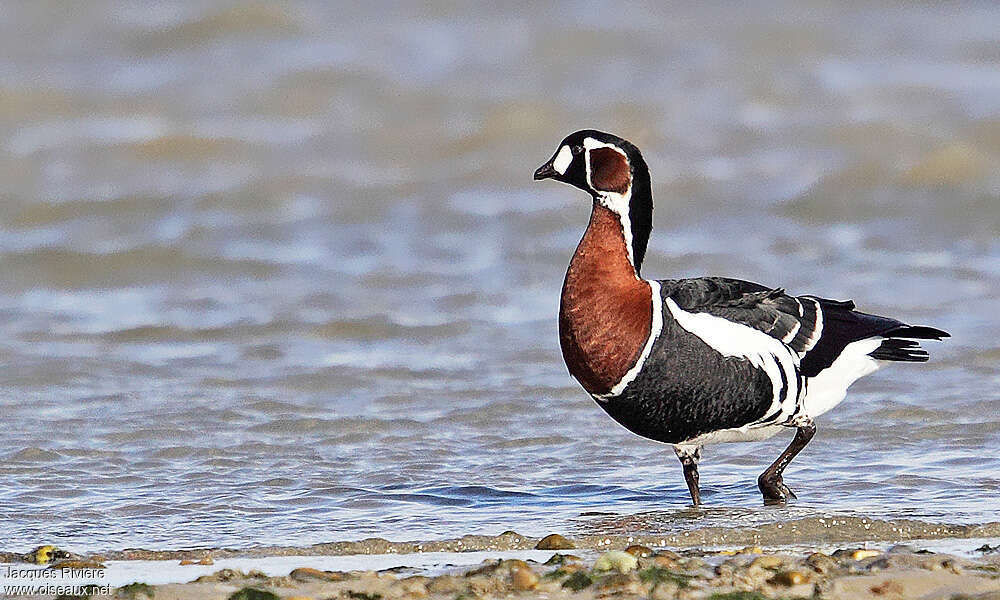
[665,298,800,418]
[802,337,881,418]
[802,298,824,352]
[594,281,663,402]
[781,320,801,344]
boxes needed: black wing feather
[660,277,949,378]
[662,277,821,355]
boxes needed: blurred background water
[0,1,998,552]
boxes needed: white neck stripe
[583,138,636,272]
[594,280,663,401]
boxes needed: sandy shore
[4,536,1000,600]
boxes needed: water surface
[0,1,998,552]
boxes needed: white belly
[680,423,785,447]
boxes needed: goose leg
[674,445,702,506]
[758,417,816,504]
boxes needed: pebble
[718,545,764,556]
[750,555,785,570]
[768,570,810,586]
[289,567,345,582]
[805,552,839,574]
[851,549,881,560]
[624,544,653,557]
[511,567,539,590]
[593,550,639,573]
[228,588,278,600]
[595,572,642,595]
[650,555,679,569]
[535,534,575,550]
[396,576,429,598]
[561,571,592,591]
[544,553,580,565]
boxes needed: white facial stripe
[583,137,626,155]
[552,145,573,175]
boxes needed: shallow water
[1,2,999,553]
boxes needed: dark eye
[572,145,584,155]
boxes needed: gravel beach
[5,532,1000,600]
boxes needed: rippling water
[1,2,998,552]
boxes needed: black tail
[869,326,950,362]
[869,338,928,362]
[884,325,950,340]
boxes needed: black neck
[625,149,652,275]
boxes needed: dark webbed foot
[674,445,703,506]
[757,417,816,505]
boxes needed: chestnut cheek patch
[589,147,630,194]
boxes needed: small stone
[887,544,917,554]
[195,568,242,582]
[624,545,653,557]
[544,563,585,580]
[535,534,575,550]
[396,576,429,598]
[199,556,214,565]
[593,550,639,574]
[851,549,881,560]
[806,552,838,574]
[650,555,679,569]
[750,555,784,570]
[180,559,198,565]
[426,575,463,594]
[768,570,810,586]
[117,582,155,599]
[561,570,592,591]
[595,572,642,594]
[227,588,279,600]
[544,553,580,565]
[290,567,345,582]
[511,567,539,590]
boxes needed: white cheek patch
[552,145,573,175]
